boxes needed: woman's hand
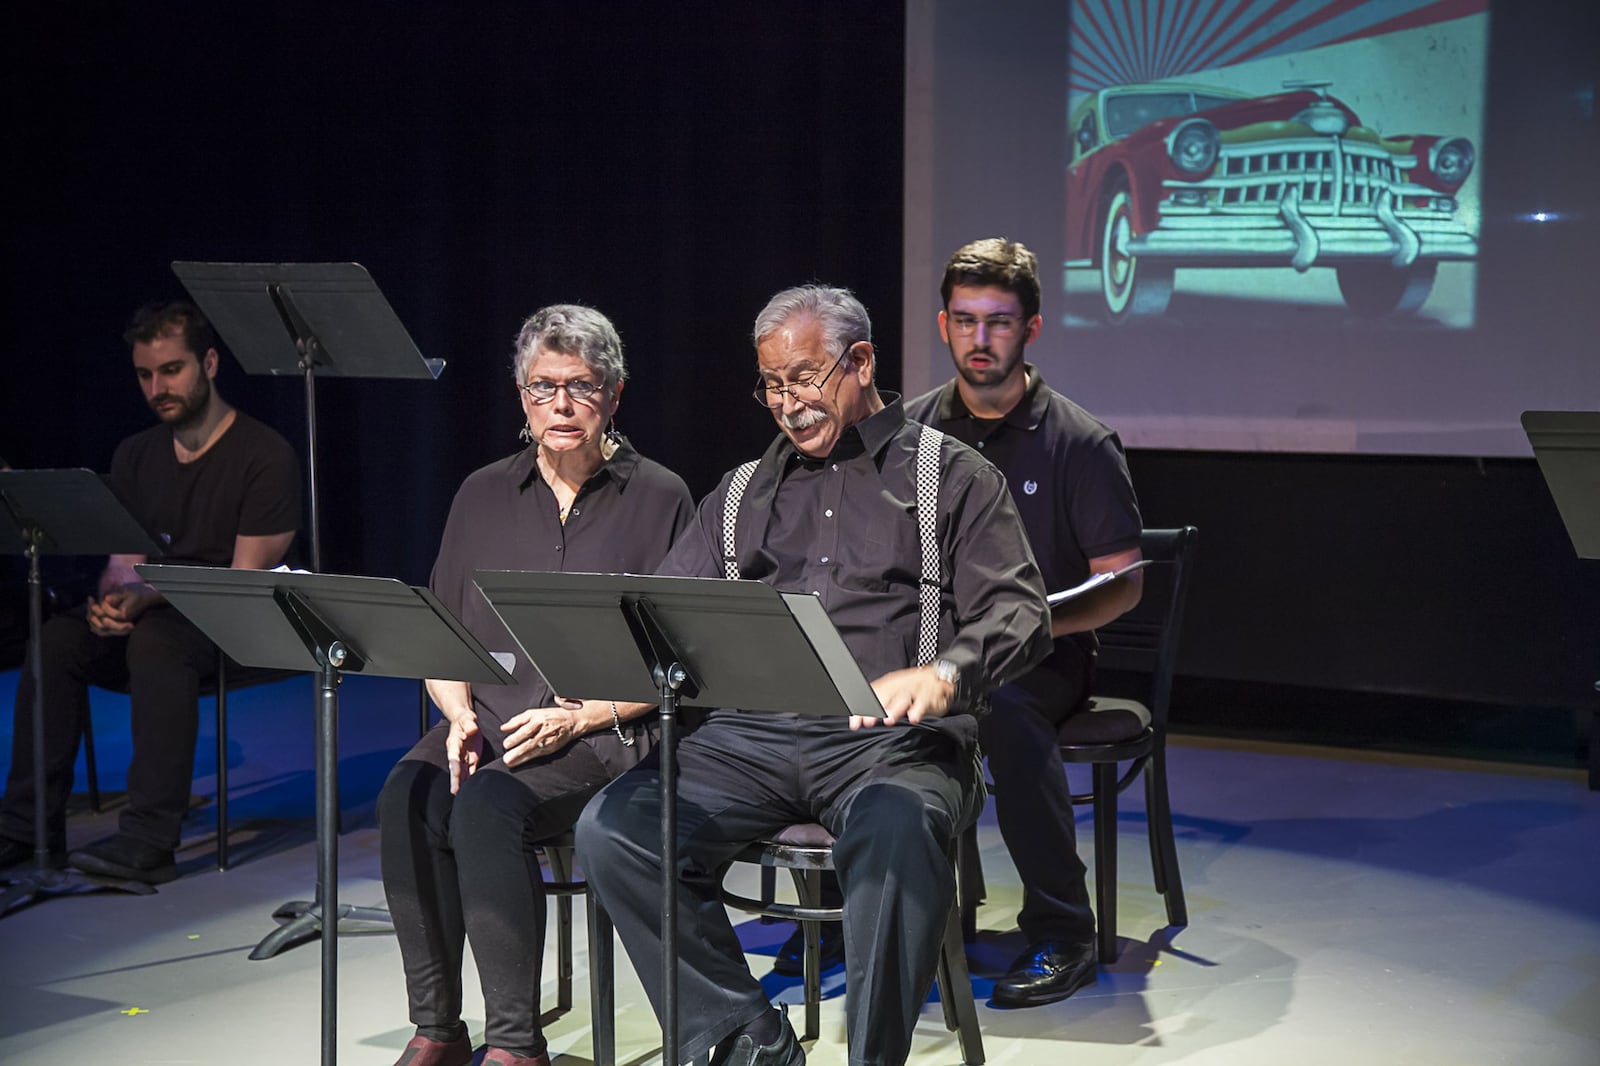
[502,698,586,767]
[446,712,482,794]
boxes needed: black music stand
[170,261,442,572]
[1522,411,1600,790]
[473,571,882,1065]
[0,470,166,913]
[137,564,513,1066]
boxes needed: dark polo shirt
[658,397,1052,741]
[429,440,695,747]
[905,367,1141,691]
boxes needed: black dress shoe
[771,921,845,977]
[68,834,177,885]
[990,940,1098,1008]
[711,1006,805,1066]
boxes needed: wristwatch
[934,658,960,689]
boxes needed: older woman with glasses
[378,305,694,1066]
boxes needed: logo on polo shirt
[1023,480,1039,495]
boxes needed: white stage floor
[1,671,1597,1064]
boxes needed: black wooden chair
[719,822,985,1064]
[959,525,1198,964]
[81,658,429,871]
[540,832,616,1066]
[1057,525,1197,963]
[80,651,295,870]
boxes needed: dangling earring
[519,423,534,444]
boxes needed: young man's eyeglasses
[947,313,1021,338]
[520,379,606,405]
[752,342,858,409]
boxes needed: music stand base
[0,866,156,915]
[249,899,393,960]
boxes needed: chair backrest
[1093,526,1198,730]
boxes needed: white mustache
[780,406,827,431]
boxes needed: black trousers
[576,712,980,1066]
[1,604,215,851]
[980,662,1096,946]
[377,725,625,1057]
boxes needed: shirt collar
[512,435,642,492]
[935,365,1047,431]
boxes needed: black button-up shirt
[659,398,1051,739]
[429,440,695,739]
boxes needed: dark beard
[151,374,211,429]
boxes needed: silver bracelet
[610,700,634,747]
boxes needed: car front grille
[1215,139,1401,211]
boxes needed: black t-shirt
[108,411,302,566]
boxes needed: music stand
[0,470,167,913]
[473,571,882,1065]
[138,564,512,1066]
[170,261,442,572]
[171,261,440,953]
[1522,411,1600,789]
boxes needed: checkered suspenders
[721,425,945,665]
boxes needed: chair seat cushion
[771,822,835,847]
[1057,697,1151,745]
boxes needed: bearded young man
[0,301,301,884]
[904,237,1145,1006]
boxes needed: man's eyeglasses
[752,342,857,409]
[521,379,606,405]
[947,313,1022,338]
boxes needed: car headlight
[1431,138,1475,185]
[1168,119,1220,176]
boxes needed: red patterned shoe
[480,1049,550,1066]
[393,1032,472,1066]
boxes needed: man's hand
[853,665,956,730]
[86,584,161,637]
[446,712,482,794]
[501,699,585,767]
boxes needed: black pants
[1,604,215,851]
[980,663,1096,946]
[377,726,624,1057]
[576,712,980,1066]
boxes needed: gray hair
[511,304,628,388]
[751,284,872,361]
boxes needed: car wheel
[1100,182,1173,322]
[1336,261,1438,316]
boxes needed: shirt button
[570,508,579,517]
[554,545,562,552]
[977,441,985,449]
[825,509,834,518]
[820,556,829,563]
[832,464,839,471]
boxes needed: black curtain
[3,1,907,584]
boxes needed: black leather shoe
[68,835,177,885]
[711,1006,805,1066]
[990,940,1098,1008]
[771,921,845,977]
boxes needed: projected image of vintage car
[1065,81,1478,322]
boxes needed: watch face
[936,659,958,685]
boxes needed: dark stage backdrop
[3,3,1596,748]
[1,1,908,584]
